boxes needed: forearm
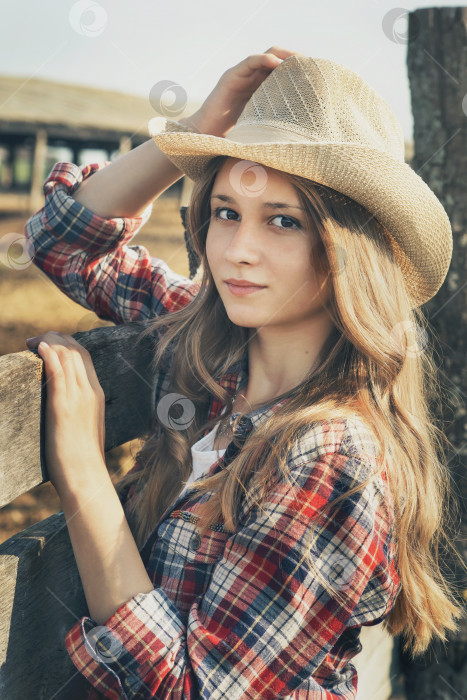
[60,471,154,626]
[72,110,206,219]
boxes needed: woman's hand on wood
[25,331,109,499]
[193,46,304,138]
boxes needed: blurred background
[0,0,463,550]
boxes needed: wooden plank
[0,322,158,508]
[29,127,48,213]
[0,321,162,697]
[0,514,90,699]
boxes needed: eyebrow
[210,194,305,211]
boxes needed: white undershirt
[177,413,227,501]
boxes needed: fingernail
[38,341,49,350]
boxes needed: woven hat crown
[229,56,406,162]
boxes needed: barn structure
[0,74,201,214]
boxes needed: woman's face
[205,157,332,331]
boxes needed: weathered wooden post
[401,7,467,698]
[29,127,48,214]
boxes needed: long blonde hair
[115,155,466,658]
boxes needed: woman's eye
[270,214,301,230]
[212,207,301,230]
[212,207,237,221]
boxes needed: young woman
[24,48,465,699]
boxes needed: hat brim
[149,117,452,307]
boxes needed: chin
[223,309,260,328]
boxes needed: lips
[223,279,265,287]
[224,281,266,296]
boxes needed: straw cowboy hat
[148,55,453,308]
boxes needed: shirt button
[190,532,201,551]
[234,416,251,434]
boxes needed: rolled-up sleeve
[64,428,401,699]
[23,161,200,324]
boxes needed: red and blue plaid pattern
[25,162,401,699]
[24,160,200,323]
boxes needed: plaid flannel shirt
[24,161,401,699]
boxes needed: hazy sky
[1,0,463,143]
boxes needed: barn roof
[0,74,202,136]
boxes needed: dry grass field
[0,197,194,544]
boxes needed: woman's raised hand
[25,331,109,500]
[192,46,304,138]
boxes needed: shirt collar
[205,349,293,437]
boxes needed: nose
[222,219,260,265]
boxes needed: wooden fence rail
[0,323,156,508]
[0,323,157,699]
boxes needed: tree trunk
[402,7,467,698]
